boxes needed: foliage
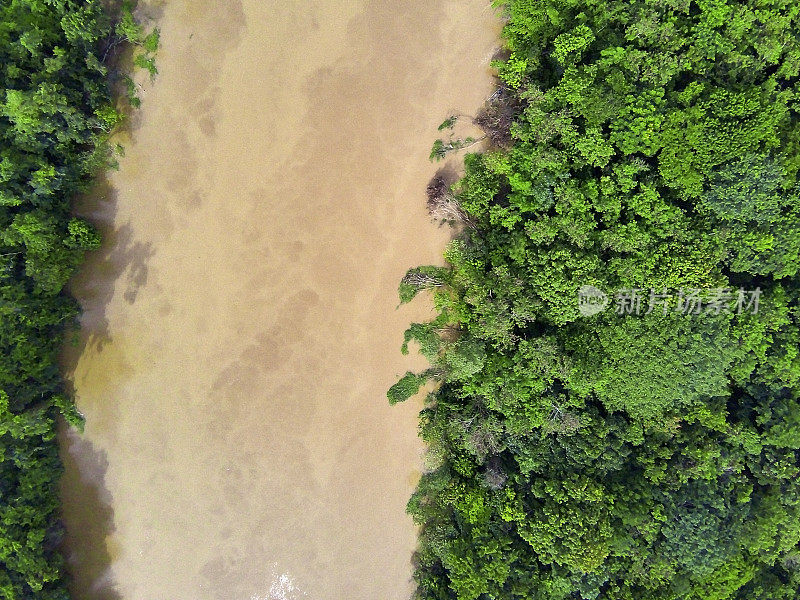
[392,0,800,597]
[388,372,430,405]
[430,137,484,162]
[399,266,449,305]
[439,116,459,131]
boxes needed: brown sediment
[59,1,499,599]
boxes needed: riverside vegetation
[0,1,155,597]
[391,0,800,598]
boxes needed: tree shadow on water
[56,148,155,600]
[68,174,155,355]
[58,426,122,600]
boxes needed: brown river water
[58,2,498,599]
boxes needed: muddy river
[59,1,498,598]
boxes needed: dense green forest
[0,1,153,597]
[392,0,800,598]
